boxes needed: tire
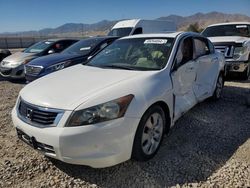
[132,105,167,161]
[211,73,224,100]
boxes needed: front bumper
[12,107,140,168]
[225,61,249,73]
[0,64,25,79]
[25,74,41,82]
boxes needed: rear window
[108,28,133,37]
[202,24,250,37]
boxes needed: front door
[193,38,219,101]
[171,37,198,121]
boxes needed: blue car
[25,36,118,82]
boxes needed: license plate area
[16,128,55,154]
[16,128,38,149]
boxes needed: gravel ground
[0,77,249,188]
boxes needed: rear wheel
[212,73,224,100]
[132,105,167,161]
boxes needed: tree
[186,22,203,33]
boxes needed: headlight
[3,62,22,68]
[66,94,134,127]
[47,60,71,72]
[233,46,247,59]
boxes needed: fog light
[234,66,239,70]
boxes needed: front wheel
[132,105,166,161]
[211,74,224,100]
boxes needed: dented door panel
[172,61,198,120]
[193,55,219,101]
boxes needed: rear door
[193,38,219,101]
[171,36,198,121]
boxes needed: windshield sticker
[236,25,247,28]
[144,39,168,44]
[80,47,91,51]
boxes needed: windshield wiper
[99,64,137,70]
[86,64,161,71]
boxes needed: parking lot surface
[0,77,249,188]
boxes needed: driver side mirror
[48,49,55,54]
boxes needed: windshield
[24,41,53,53]
[87,38,174,71]
[202,24,250,37]
[62,38,101,55]
[108,28,133,37]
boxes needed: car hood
[3,52,35,64]
[208,36,248,44]
[20,64,142,110]
[28,53,83,67]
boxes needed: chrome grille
[18,99,63,126]
[25,65,43,76]
[214,45,234,58]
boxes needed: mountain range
[1,11,250,37]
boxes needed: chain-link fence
[0,36,83,49]
[0,37,52,49]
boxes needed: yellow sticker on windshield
[144,39,168,44]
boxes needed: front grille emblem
[26,108,33,121]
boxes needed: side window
[49,41,65,53]
[194,38,210,58]
[63,40,76,48]
[175,37,194,68]
[133,27,143,35]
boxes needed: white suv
[202,22,250,79]
[12,32,225,168]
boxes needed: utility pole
[81,23,84,37]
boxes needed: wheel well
[149,101,171,133]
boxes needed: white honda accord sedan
[12,32,225,168]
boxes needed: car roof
[45,38,78,42]
[119,32,203,40]
[207,22,250,27]
[75,36,118,43]
[83,36,119,40]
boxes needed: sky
[0,0,250,33]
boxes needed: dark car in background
[0,39,77,79]
[0,49,11,62]
[25,36,118,82]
